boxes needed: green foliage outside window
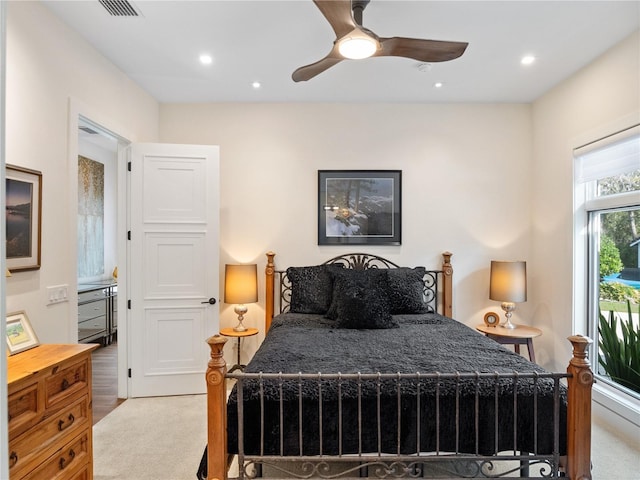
[600,281,640,304]
[599,235,624,278]
[598,301,640,395]
[598,171,640,268]
[598,169,640,196]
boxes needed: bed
[201,252,593,479]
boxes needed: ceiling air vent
[99,0,140,17]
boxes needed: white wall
[531,30,640,369]
[159,103,534,362]
[3,1,159,343]
[530,30,640,439]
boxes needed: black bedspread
[197,313,567,479]
[245,312,546,377]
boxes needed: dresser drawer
[9,396,89,479]
[78,300,106,322]
[7,382,39,437]
[26,432,90,480]
[78,315,107,342]
[46,358,90,408]
[78,289,107,303]
[67,464,91,480]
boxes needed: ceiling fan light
[338,31,378,59]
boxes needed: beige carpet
[93,394,639,479]
[93,394,207,480]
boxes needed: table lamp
[224,264,258,332]
[489,260,527,329]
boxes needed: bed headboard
[264,251,453,332]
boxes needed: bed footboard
[206,335,228,480]
[205,335,594,480]
[566,335,594,480]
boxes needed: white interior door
[128,143,219,397]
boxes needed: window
[575,126,640,399]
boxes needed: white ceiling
[42,0,639,103]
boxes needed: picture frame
[6,311,40,355]
[6,164,42,272]
[318,170,401,245]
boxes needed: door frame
[68,98,132,398]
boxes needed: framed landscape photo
[318,170,401,245]
[6,164,42,272]
[6,311,40,355]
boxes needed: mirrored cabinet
[78,280,117,345]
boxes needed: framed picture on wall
[5,164,42,272]
[6,311,40,355]
[318,170,401,245]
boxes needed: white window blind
[575,125,640,183]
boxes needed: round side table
[219,327,259,372]
[476,324,542,363]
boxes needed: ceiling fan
[292,0,468,82]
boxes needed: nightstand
[476,324,542,363]
[219,327,259,373]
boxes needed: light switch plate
[47,284,69,304]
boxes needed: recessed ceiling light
[434,82,443,88]
[521,55,536,66]
[199,54,213,65]
[252,81,261,89]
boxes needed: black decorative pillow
[326,269,389,320]
[287,265,342,314]
[326,269,374,320]
[387,267,428,314]
[327,269,398,329]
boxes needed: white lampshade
[338,29,379,59]
[490,261,527,303]
[224,264,258,305]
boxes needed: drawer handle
[61,378,70,390]
[58,413,75,431]
[58,449,75,470]
[9,451,18,468]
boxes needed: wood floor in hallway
[92,341,125,424]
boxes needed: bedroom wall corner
[530,30,640,434]
[530,29,640,369]
[4,0,160,344]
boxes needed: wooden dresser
[7,344,99,480]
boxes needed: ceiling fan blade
[313,0,357,38]
[295,2,469,82]
[376,37,468,62]
[292,51,343,82]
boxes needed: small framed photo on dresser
[6,311,40,355]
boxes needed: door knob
[201,298,217,305]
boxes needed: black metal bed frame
[211,252,576,479]
[227,371,568,479]
[275,253,443,315]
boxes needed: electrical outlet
[47,284,69,304]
